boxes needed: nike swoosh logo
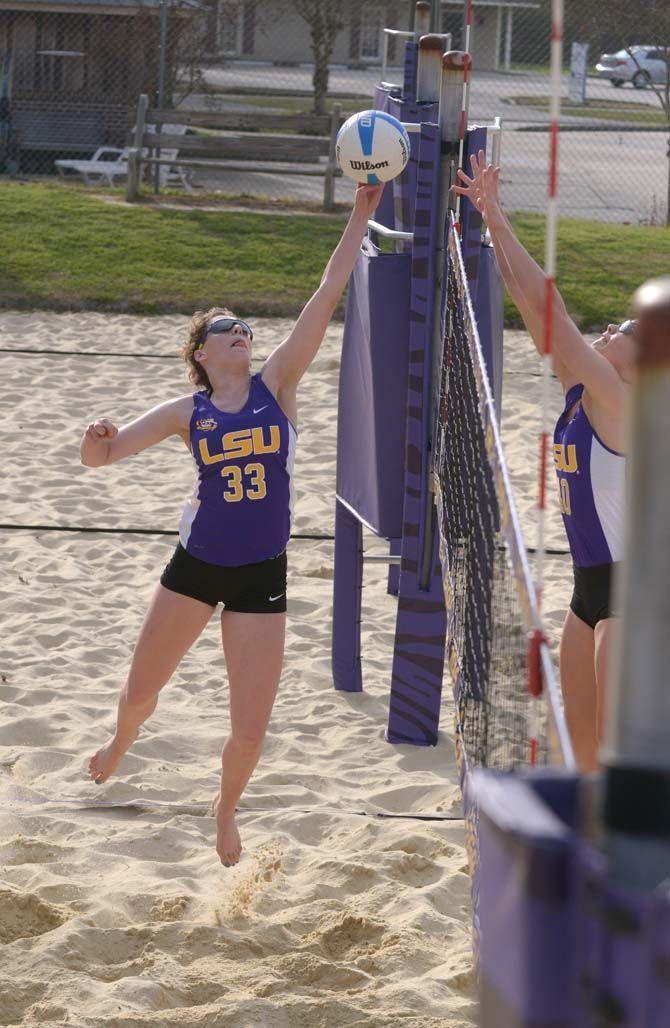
[269,593,285,602]
[253,405,269,414]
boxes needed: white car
[596,45,668,88]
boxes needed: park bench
[124,94,344,211]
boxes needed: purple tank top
[553,383,625,568]
[179,374,297,567]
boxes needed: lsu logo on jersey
[195,418,218,432]
[553,443,578,474]
[199,425,281,465]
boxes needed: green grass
[0,181,346,316]
[0,181,667,328]
[509,95,667,126]
[503,213,670,329]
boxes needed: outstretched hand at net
[453,150,501,221]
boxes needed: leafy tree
[291,0,344,114]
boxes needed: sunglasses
[199,317,254,347]
[618,319,636,336]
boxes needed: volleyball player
[455,152,634,771]
[81,183,384,865]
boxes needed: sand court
[0,311,570,1026]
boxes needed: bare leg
[212,611,285,866]
[559,609,598,772]
[87,585,214,783]
[594,616,618,747]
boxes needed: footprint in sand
[0,837,69,866]
[0,887,68,944]
[256,952,370,996]
[389,851,443,888]
[314,912,390,961]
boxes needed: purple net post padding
[370,86,397,235]
[386,121,446,748]
[475,243,504,417]
[474,768,580,1028]
[572,839,670,1027]
[387,94,438,242]
[474,768,670,1028]
[373,86,438,242]
[403,40,419,102]
[335,238,411,539]
[460,126,487,312]
[461,127,505,418]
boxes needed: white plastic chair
[55,146,131,186]
[153,124,192,192]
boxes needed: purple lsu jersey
[553,383,625,568]
[179,374,297,567]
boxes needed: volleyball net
[431,218,573,941]
[434,217,569,781]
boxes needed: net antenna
[524,0,564,762]
[602,278,670,889]
[537,0,563,610]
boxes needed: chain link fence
[0,0,666,222]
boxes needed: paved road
[203,62,665,119]
[192,127,667,225]
[191,63,668,223]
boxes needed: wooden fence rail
[125,95,344,211]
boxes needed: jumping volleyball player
[81,183,384,866]
[455,153,634,772]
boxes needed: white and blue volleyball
[336,110,410,184]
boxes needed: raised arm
[80,395,193,467]
[454,153,625,413]
[261,183,384,392]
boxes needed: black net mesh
[434,220,552,777]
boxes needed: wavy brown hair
[180,306,238,392]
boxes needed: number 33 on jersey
[179,374,297,567]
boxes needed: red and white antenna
[537,0,563,609]
[529,0,563,765]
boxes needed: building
[0,0,202,165]
[215,0,539,73]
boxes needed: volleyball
[336,110,410,184]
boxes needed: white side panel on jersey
[591,438,626,563]
[287,423,298,521]
[178,490,200,550]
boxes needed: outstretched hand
[452,149,502,220]
[353,182,385,220]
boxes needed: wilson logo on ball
[349,159,390,171]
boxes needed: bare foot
[211,792,242,867]
[87,734,133,785]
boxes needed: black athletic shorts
[160,544,287,613]
[570,562,619,630]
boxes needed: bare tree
[572,0,670,225]
[135,1,212,109]
[291,0,344,115]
